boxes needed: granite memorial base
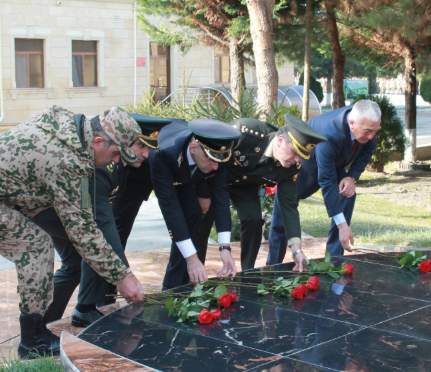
[61,250,431,371]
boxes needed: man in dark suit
[150,119,241,289]
[195,115,327,272]
[267,100,381,263]
[31,113,171,327]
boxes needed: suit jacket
[228,120,302,241]
[301,106,376,217]
[150,120,231,243]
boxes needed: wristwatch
[219,245,231,252]
[291,249,303,259]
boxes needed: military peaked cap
[189,118,242,162]
[283,114,328,159]
[127,113,172,149]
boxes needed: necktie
[351,140,359,156]
[189,164,197,177]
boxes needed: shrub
[420,76,431,104]
[352,94,406,172]
[299,73,324,103]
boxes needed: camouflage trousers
[0,203,54,315]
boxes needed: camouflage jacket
[0,106,129,285]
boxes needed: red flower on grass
[343,263,354,275]
[419,260,431,273]
[307,277,320,291]
[198,309,214,324]
[210,308,221,320]
[218,294,232,308]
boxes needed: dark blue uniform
[150,121,231,288]
[268,106,376,262]
[195,119,302,270]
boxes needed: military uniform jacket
[215,120,301,242]
[0,106,129,285]
[89,160,131,266]
[150,120,231,243]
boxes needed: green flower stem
[244,269,346,275]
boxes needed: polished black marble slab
[374,304,431,341]
[289,327,431,371]
[78,310,282,372]
[116,299,362,356]
[227,278,430,327]
[77,250,431,371]
[246,357,338,371]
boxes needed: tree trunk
[302,0,312,122]
[246,0,278,118]
[229,40,246,109]
[325,74,332,107]
[404,44,417,162]
[326,1,345,110]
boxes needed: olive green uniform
[195,120,301,270]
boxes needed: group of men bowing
[0,99,381,358]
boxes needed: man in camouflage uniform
[0,105,145,359]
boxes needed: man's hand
[198,197,211,214]
[216,249,237,279]
[290,243,309,272]
[338,222,354,252]
[339,177,356,198]
[186,253,208,284]
[116,272,144,303]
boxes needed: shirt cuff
[287,237,301,246]
[333,212,346,225]
[176,239,197,258]
[218,231,231,245]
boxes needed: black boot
[18,313,60,359]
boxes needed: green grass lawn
[0,355,62,372]
[299,190,431,247]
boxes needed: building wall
[0,0,295,130]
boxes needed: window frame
[214,46,230,84]
[72,41,98,87]
[14,39,45,89]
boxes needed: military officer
[195,115,328,271]
[31,114,171,327]
[150,119,242,289]
[0,105,145,358]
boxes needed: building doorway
[150,43,170,102]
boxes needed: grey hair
[350,100,381,124]
[91,118,116,149]
[275,125,293,143]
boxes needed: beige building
[0,0,294,132]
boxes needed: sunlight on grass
[299,191,431,247]
[0,354,62,372]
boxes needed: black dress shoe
[71,308,104,328]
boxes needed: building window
[15,38,44,88]
[214,45,230,84]
[72,40,97,87]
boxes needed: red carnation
[230,292,237,303]
[292,284,305,299]
[218,294,232,308]
[266,186,277,195]
[343,263,354,275]
[198,309,214,324]
[307,277,320,291]
[210,308,221,320]
[419,261,431,273]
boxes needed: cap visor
[139,137,159,149]
[120,146,137,163]
[203,148,231,163]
